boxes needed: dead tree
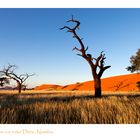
[0,64,34,93]
[60,16,111,97]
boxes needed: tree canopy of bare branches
[61,16,111,97]
[0,64,34,93]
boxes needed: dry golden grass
[0,90,139,124]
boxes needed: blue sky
[0,8,140,87]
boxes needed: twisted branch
[61,16,111,78]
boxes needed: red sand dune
[34,84,61,90]
[34,74,140,91]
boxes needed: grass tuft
[0,92,139,124]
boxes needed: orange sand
[34,84,61,90]
[34,74,140,91]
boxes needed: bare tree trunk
[18,84,22,94]
[94,77,101,97]
[17,81,22,94]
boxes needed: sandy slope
[35,73,140,91]
[34,84,61,90]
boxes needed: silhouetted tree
[60,16,111,97]
[136,81,140,91]
[0,64,34,93]
[126,49,140,73]
[0,77,9,87]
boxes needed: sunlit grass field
[0,90,139,124]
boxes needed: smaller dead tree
[0,64,34,93]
